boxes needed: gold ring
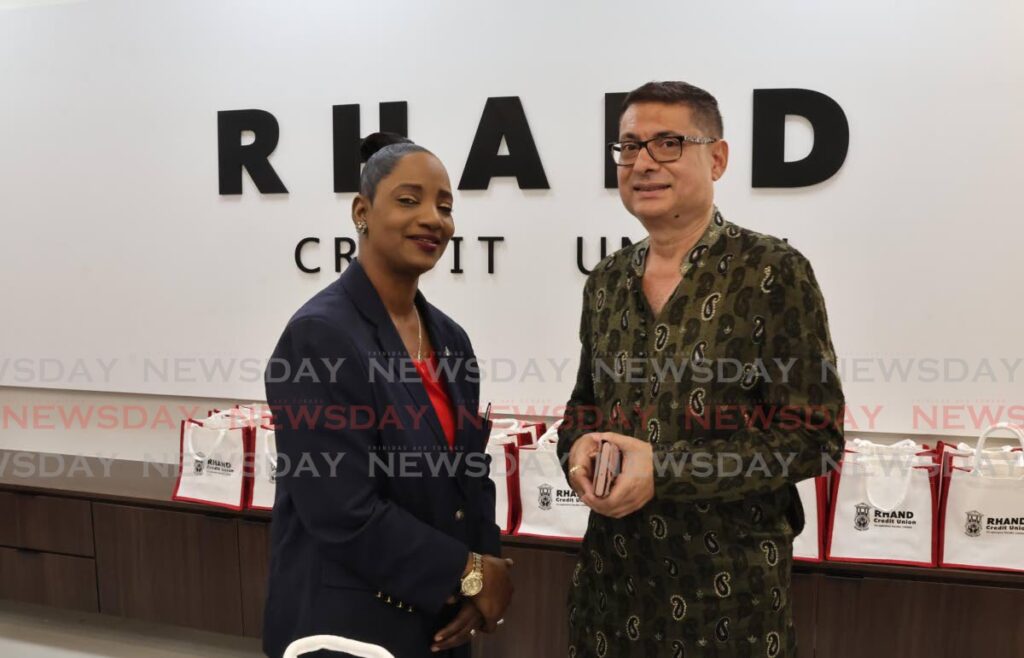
[568,465,584,476]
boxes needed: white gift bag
[516,421,547,445]
[940,435,1021,473]
[487,419,524,534]
[826,439,939,566]
[173,418,249,510]
[489,418,541,447]
[940,423,1024,572]
[237,402,273,419]
[792,476,828,562]
[204,408,248,430]
[515,422,590,541]
[249,424,277,511]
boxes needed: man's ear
[711,140,730,182]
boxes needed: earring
[355,221,368,235]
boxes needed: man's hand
[470,555,514,632]
[580,432,655,518]
[566,432,603,499]
[431,598,483,652]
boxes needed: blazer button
[455,509,465,521]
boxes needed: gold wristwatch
[460,552,484,597]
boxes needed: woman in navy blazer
[262,134,513,658]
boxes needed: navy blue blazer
[262,259,501,658]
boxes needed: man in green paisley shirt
[557,81,845,657]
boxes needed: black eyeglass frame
[608,134,719,166]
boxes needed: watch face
[462,574,483,597]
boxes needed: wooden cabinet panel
[0,546,98,612]
[466,551,822,658]
[816,575,1024,658]
[790,573,818,658]
[93,503,244,635]
[0,491,94,556]
[471,545,579,658]
[0,492,16,547]
[5,452,1024,654]
[238,520,271,638]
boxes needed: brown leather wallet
[593,439,621,498]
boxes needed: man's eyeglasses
[608,134,719,166]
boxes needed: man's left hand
[580,432,655,518]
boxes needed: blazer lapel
[339,260,453,454]
[418,297,479,498]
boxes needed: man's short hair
[620,81,724,139]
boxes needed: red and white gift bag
[939,423,1024,572]
[939,429,1022,472]
[514,422,590,541]
[486,419,526,534]
[172,413,250,511]
[516,420,547,445]
[826,438,939,566]
[249,424,278,511]
[792,476,828,562]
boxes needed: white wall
[0,386,249,461]
[2,0,1023,439]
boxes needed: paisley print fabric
[557,208,845,657]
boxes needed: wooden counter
[2,449,1023,656]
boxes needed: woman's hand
[471,555,514,632]
[431,598,483,652]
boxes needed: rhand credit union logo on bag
[986,516,1024,534]
[965,510,983,538]
[204,458,235,476]
[537,482,585,513]
[538,483,553,511]
[962,512,1024,538]
[854,502,870,531]
[853,501,918,531]
[194,458,204,475]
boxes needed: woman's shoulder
[275,278,368,351]
[286,277,351,324]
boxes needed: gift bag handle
[490,418,521,434]
[186,423,228,465]
[262,426,278,474]
[283,635,395,658]
[489,417,527,446]
[859,453,918,513]
[850,438,919,454]
[972,423,1024,475]
[973,423,1024,462]
[206,410,247,430]
[537,419,564,446]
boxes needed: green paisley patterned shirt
[557,207,845,658]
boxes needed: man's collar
[630,205,728,278]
